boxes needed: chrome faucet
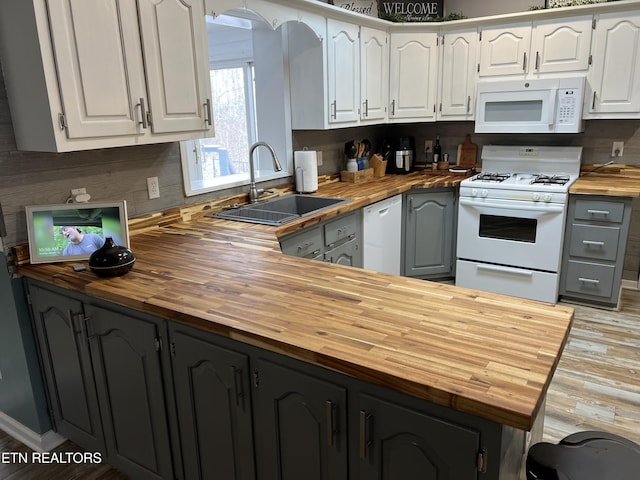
[248,141,282,203]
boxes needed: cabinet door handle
[391,99,395,116]
[230,366,243,408]
[363,99,369,118]
[204,98,213,126]
[137,98,148,129]
[578,277,600,285]
[523,52,527,71]
[467,95,471,113]
[359,410,372,459]
[587,209,610,216]
[331,100,337,120]
[326,400,337,447]
[583,240,605,247]
[592,91,597,110]
[535,51,540,70]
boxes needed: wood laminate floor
[1,289,639,479]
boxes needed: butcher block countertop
[18,171,575,432]
[572,164,640,197]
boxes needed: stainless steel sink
[210,195,349,226]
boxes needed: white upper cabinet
[586,11,640,117]
[327,19,360,125]
[531,16,593,74]
[389,32,438,123]
[438,28,478,120]
[479,16,592,77]
[0,0,212,152]
[360,26,388,124]
[478,22,531,77]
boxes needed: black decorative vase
[89,237,136,277]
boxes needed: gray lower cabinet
[28,280,176,480]
[356,393,481,480]
[560,195,632,307]
[84,304,175,480]
[169,324,255,480]
[253,359,348,480]
[29,283,105,453]
[403,189,457,279]
[280,210,362,267]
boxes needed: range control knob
[481,189,489,198]
[543,193,552,202]
[471,188,478,197]
[532,192,540,201]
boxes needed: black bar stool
[526,431,640,479]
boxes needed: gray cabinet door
[28,283,104,452]
[170,325,255,480]
[254,359,348,480]
[85,304,173,480]
[325,238,361,266]
[404,191,455,278]
[357,393,480,480]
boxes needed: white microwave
[475,76,585,134]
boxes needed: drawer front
[324,213,358,248]
[569,224,620,261]
[573,199,625,223]
[563,260,615,299]
[280,226,323,258]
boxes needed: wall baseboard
[0,410,65,452]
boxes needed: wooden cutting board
[457,134,478,168]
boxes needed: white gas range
[456,145,583,303]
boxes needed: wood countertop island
[572,165,640,197]
[18,172,574,433]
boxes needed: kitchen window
[180,14,292,197]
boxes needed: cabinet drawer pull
[587,209,610,216]
[326,400,337,447]
[578,277,600,285]
[582,240,605,247]
[359,410,372,459]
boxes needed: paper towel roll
[294,150,318,193]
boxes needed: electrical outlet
[316,151,323,166]
[147,176,160,199]
[71,187,86,196]
[424,140,433,153]
[612,141,624,157]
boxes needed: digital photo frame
[25,201,129,264]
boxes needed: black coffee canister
[89,237,136,277]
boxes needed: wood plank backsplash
[1,59,639,280]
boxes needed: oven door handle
[477,264,534,277]
[459,197,564,213]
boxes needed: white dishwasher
[363,194,402,275]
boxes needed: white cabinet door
[389,32,438,122]
[47,0,148,138]
[360,27,388,124]
[530,16,592,74]
[327,19,360,125]
[438,29,478,120]
[138,0,212,133]
[587,12,640,116]
[479,23,531,77]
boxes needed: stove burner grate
[532,174,570,186]
[473,172,511,183]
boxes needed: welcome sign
[379,1,443,21]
